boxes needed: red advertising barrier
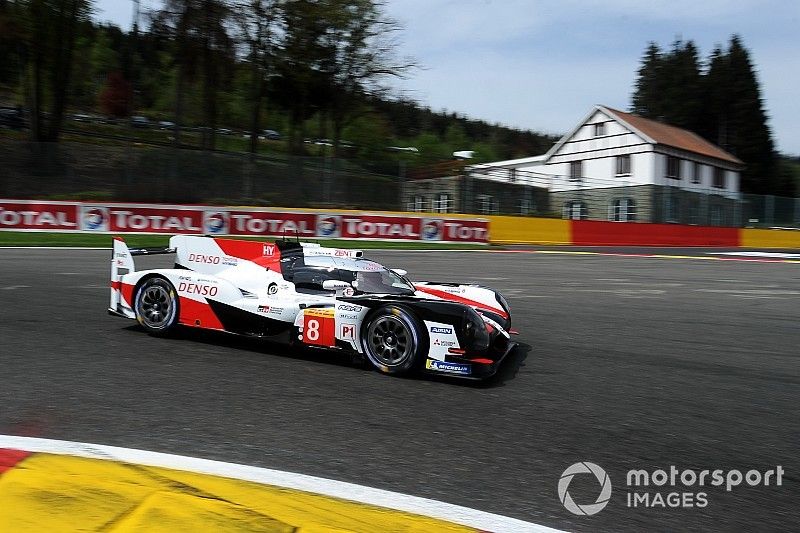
[0,200,490,244]
[571,220,740,247]
[0,200,78,231]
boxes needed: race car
[108,235,515,379]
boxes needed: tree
[98,71,132,117]
[631,35,779,195]
[234,0,281,155]
[16,0,92,141]
[319,0,414,158]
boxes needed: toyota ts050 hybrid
[108,235,515,379]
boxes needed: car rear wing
[110,237,175,311]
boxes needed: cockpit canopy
[282,254,414,295]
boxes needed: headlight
[463,307,490,351]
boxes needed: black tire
[360,306,427,376]
[134,277,180,336]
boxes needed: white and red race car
[109,235,514,379]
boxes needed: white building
[467,105,744,223]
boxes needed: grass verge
[0,231,491,250]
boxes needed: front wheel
[134,277,179,336]
[360,306,426,376]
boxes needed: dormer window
[593,123,606,137]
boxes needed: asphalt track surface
[1,247,798,532]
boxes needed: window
[609,198,636,222]
[509,168,517,183]
[476,194,497,214]
[692,162,702,184]
[710,205,723,226]
[666,195,681,223]
[616,155,631,176]
[713,167,726,188]
[569,161,583,182]
[688,199,701,225]
[666,156,681,179]
[519,198,534,215]
[593,123,606,137]
[433,193,452,213]
[408,195,425,212]
[563,201,588,220]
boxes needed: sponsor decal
[263,244,275,256]
[203,211,228,234]
[177,282,218,297]
[442,221,489,242]
[342,287,355,297]
[339,313,360,321]
[425,360,471,375]
[109,209,202,232]
[187,253,221,264]
[267,283,279,295]
[432,339,457,347]
[229,212,316,236]
[443,287,466,294]
[420,218,443,241]
[430,326,453,334]
[317,215,341,238]
[341,217,418,239]
[0,202,78,229]
[334,249,358,257]
[257,305,284,315]
[337,304,362,312]
[221,256,238,266]
[305,307,335,318]
[340,324,356,339]
[82,206,109,231]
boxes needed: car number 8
[306,319,320,341]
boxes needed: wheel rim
[137,283,174,329]
[367,315,413,366]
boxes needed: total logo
[317,215,341,237]
[204,211,229,234]
[420,219,443,241]
[81,206,109,231]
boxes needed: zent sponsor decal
[425,360,471,375]
[430,326,453,334]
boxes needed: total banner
[0,200,489,243]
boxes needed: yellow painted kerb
[0,453,475,532]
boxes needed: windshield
[351,268,414,295]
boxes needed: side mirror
[391,268,408,277]
[322,280,351,291]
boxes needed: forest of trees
[0,3,795,194]
[0,0,555,164]
[631,36,795,196]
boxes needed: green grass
[0,231,490,250]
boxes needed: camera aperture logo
[558,462,785,515]
[558,462,612,516]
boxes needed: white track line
[0,435,564,533]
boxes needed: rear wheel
[361,306,426,376]
[134,277,179,336]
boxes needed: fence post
[765,194,774,226]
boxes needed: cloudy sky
[94,0,800,154]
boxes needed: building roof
[600,106,744,166]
